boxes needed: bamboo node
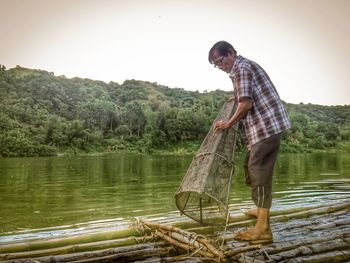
[140,219,227,261]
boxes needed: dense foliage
[0,65,349,157]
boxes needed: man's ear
[227,49,234,57]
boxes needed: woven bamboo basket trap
[175,99,238,225]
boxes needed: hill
[0,65,349,156]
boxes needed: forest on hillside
[0,65,349,157]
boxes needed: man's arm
[214,99,252,132]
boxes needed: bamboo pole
[167,232,225,260]
[0,236,158,260]
[133,257,161,263]
[0,227,141,254]
[280,249,350,263]
[272,201,350,221]
[236,254,266,263]
[242,237,350,263]
[140,219,226,260]
[224,244,262,257]
[63,247,168,263]
[155,230,217,260]
[310,222,337,230]
[163,255,204,262]
[166,231,209,252]
[69,247,168,263]
[1,244,169,263]
[308,239,349,254]
[241,232,350,262]
[261,231,350,255]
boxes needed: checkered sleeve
[234,67,253,102]
[230,55,291,147]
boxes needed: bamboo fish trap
[175,99,238,225]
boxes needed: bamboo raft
[1,200,350,262]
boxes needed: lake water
[1,152,350,243]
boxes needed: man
[209,41,291,241]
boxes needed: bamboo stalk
[256,231,350,255]
[132,257,161,263]
[69,247,168,263]
[224,244,262,257]
[163,255,204,262]
[310,222,337,230]
[166,231,209,252]
[140,219,225,260]
[155,230,217,260]
[0,227,141,254]
[280,249,350,263]
[308,239,349,254]
[66,247,168,263]
[0,236,158,260]
[270,245,313,261]
[264,238,349,262]
[236,254,265,263]
[279,223,350,244]
[333,217,350,225]
[272,201,350,221]
[167,231,225,260]
[1,244,169,263]
[186,225,215,235]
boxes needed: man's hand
[214,99,251,133]
[214,120,230,132]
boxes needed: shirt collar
[229,55,243,78]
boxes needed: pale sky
[1,0,349,105]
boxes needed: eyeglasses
[213,56,225,68]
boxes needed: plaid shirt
[230,56,291,149]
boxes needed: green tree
[123,101,147,137]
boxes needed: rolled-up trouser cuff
[252,185,272,208]
[244,133,282,209]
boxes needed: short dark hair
[208,41,237,64]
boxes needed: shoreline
[1,144,349,158]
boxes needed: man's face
[211,49,235,73]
